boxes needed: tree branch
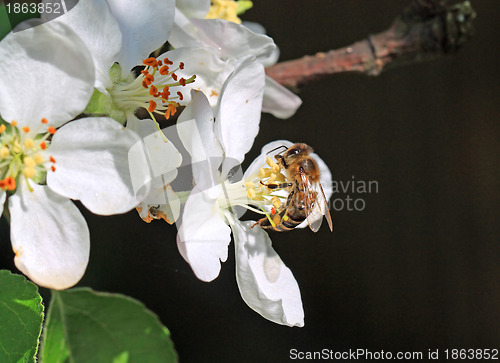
[265,1,476,88]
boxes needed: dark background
[1,1,499,362]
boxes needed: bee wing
[300,172,333,232]
[317,182,333,232]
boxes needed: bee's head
[283,143,313,159]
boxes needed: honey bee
[253,143,333,232]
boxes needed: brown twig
[265,1,476,88]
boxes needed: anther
[148,100,157,112]
[49,156,56,163]
[0,147,9,158]
[41,118,48,124]
[165,104,177,119]
[22,126,30,133]
[24,139,35,149]
[143,57,158,67]
[0,124,5,133]
[159,65,169,75]
[48,126,56,135]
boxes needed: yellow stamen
[247,188,256,199]
[0,147,9,158]
[266,156,274,167]
[24,138,35,149]
[23,157,35,168]
[23,167,36,178]
[34,154,44,164]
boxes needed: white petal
[232,221,304,327]
[137,185,180,224]
[106,0,175,77]
[262,76,302,119]
[0,190,5,218]
[244,140,294,179]
[9,182,89,290]
[46,117,143,215]
[0,21,94,129]
[163,47,234,107]
[177,90,223,189]
[42,0,122,92]
[168,11,201,49]
[176,185,231,282]
[176,0,210,19]
[190,19,276,61]
[215,56,265,175]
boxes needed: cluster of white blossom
[0,0,331,327]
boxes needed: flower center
[0,119,57,192]
[110,56,196,124]
[218,156,289,220]
[206,0,244,24]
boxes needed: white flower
[42,0,175,91]
[174,85,333,326]
[0,21,144,289]
[42,0,191,125]
[170,15,302,119]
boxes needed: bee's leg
[275,154,287,168]
[260,180,293,190]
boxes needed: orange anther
[22,126,30,133]
[4,177,16,191]
[0,124,6,133]
[142,80,149,88]
[49,156,56,163]
[143,57,158,67]
[41,118,48,124]
[148,100,157,112]
[51,166,56,172]
[271,207,277,215]
[165,103,177,119]
[40,141,47,150]
[159,65,169,75]
[179,62,185,70]
[177,91,184,101]
[48,126,56,134]
[161,87,170,99]
[171,73,178,81]
[145,74,155,83]
[163,58,173,65]
[11,121,17,127]
[149,85,158,96]
[179,78,186,86]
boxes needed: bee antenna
[266,145,288,155]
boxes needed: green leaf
[0,270,44,363]
[41,288,177,363]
